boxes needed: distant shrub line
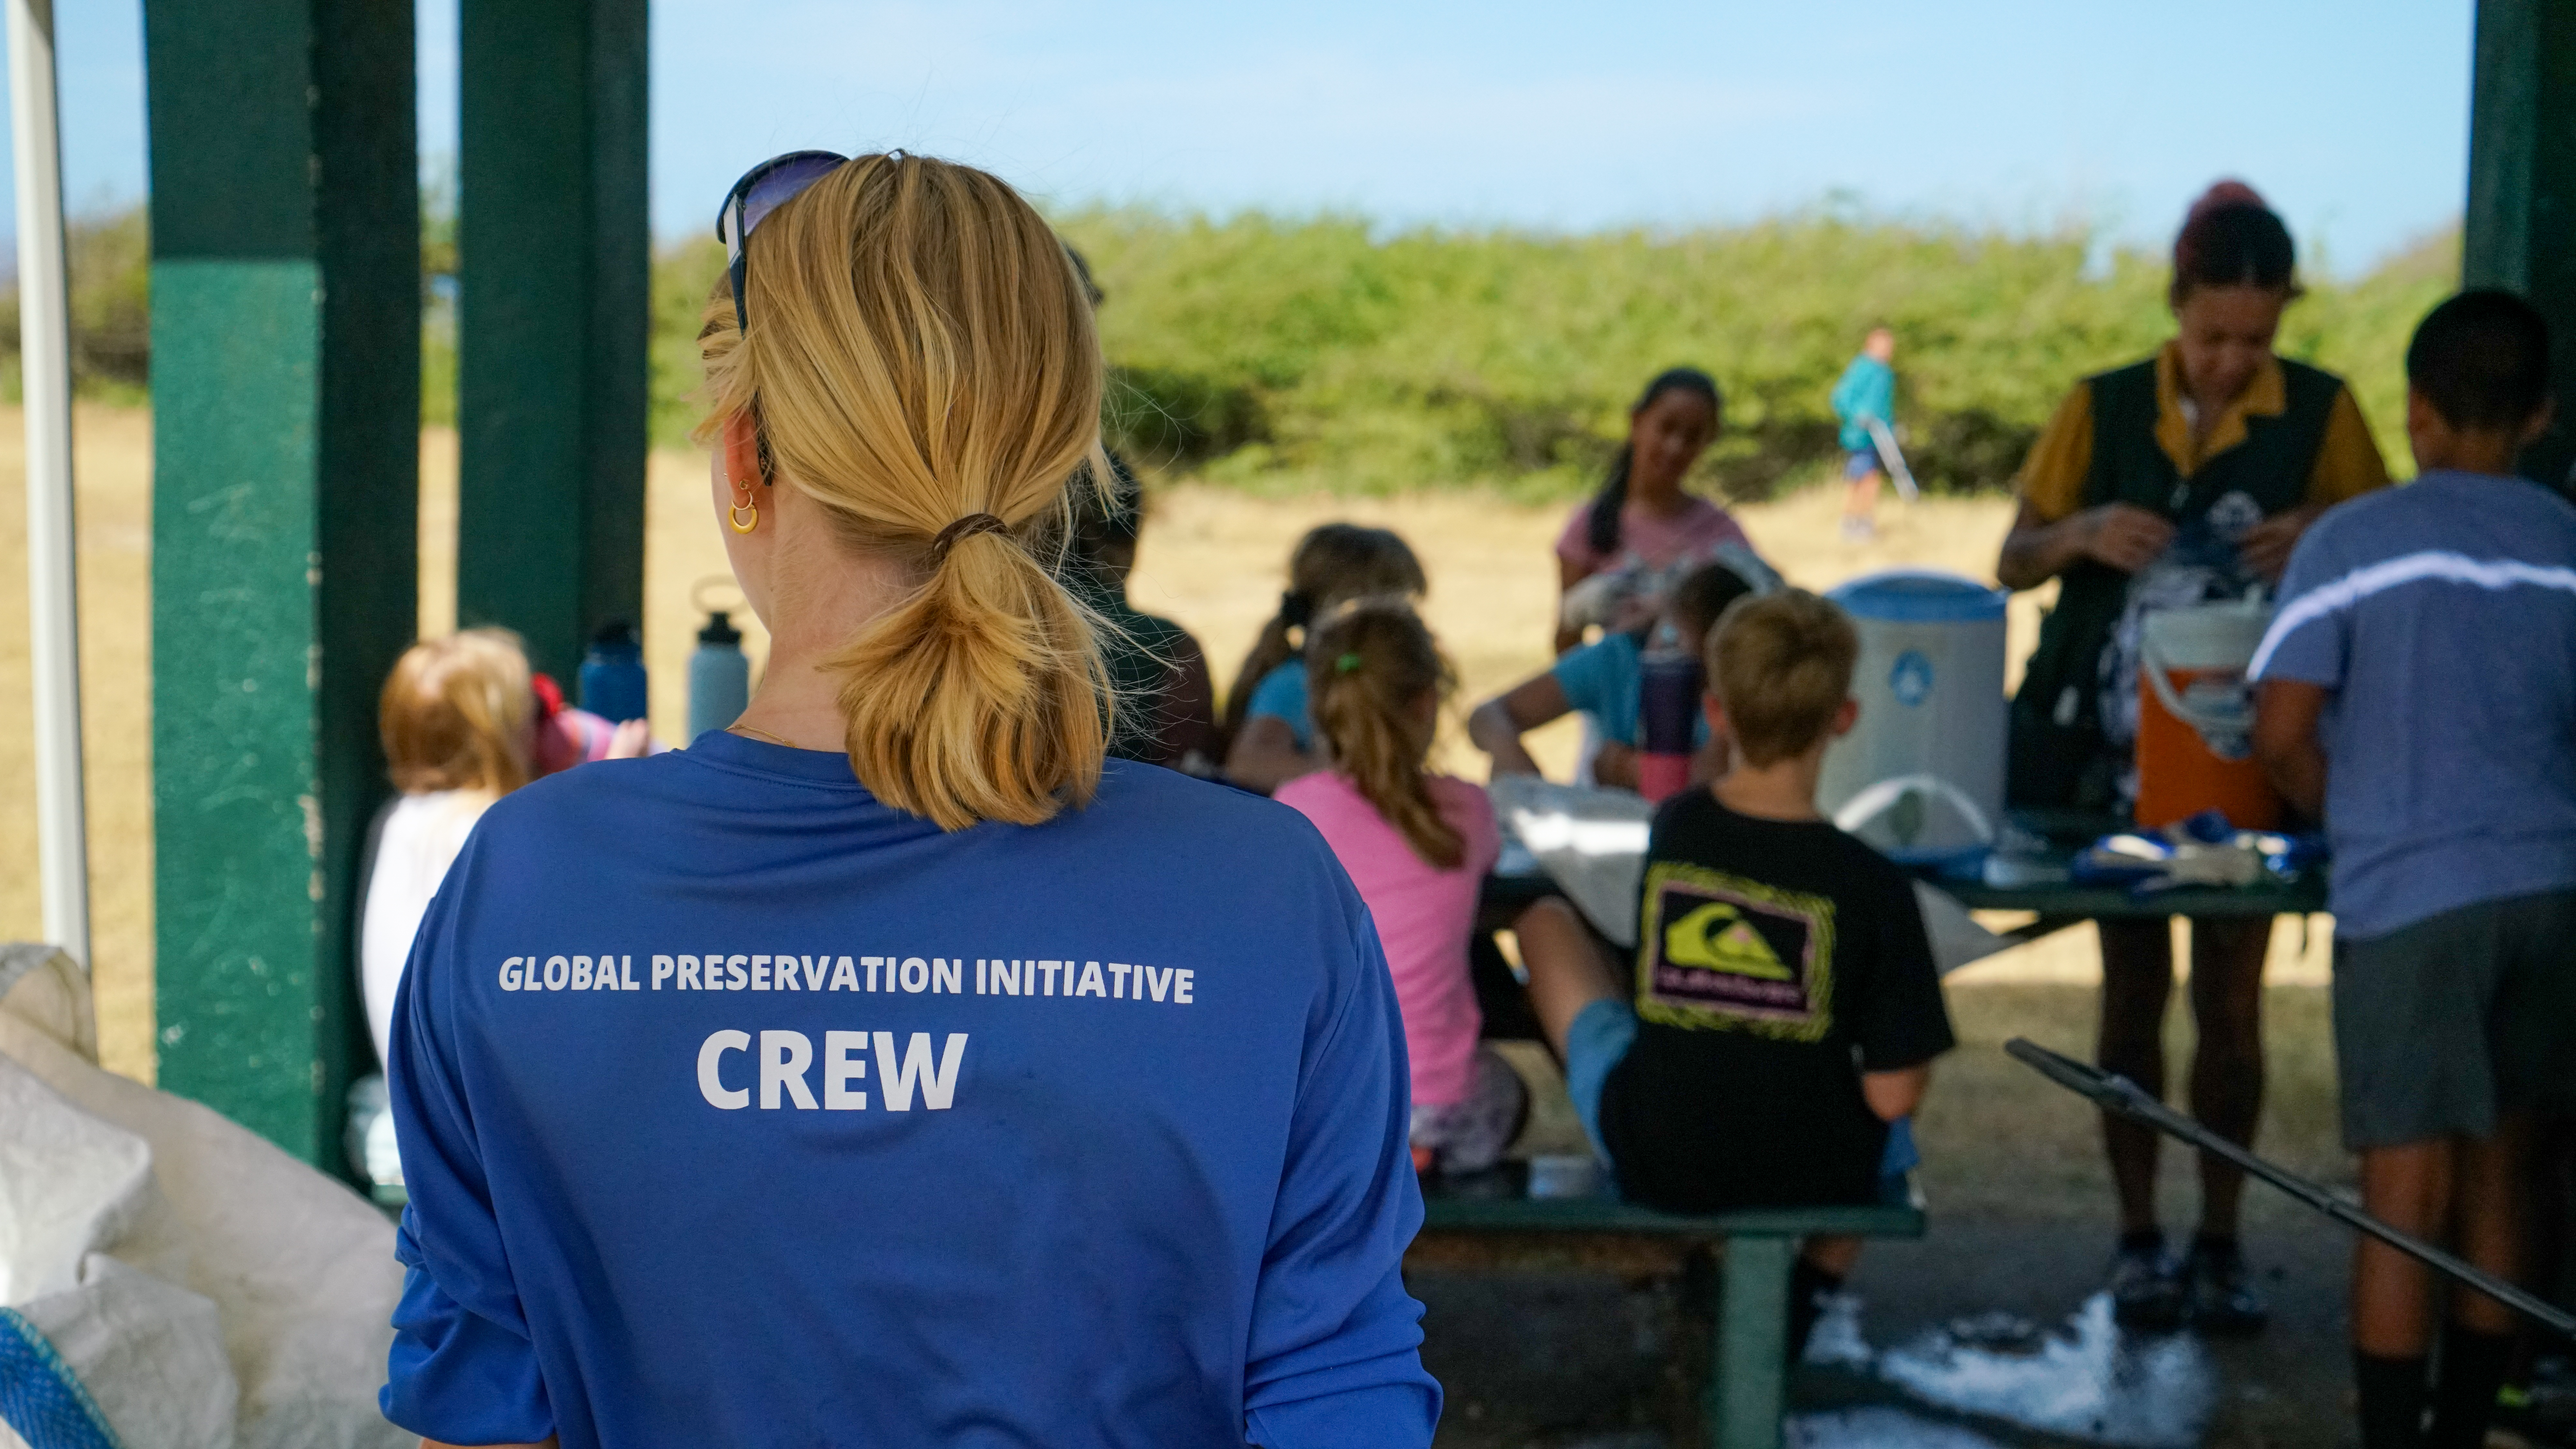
[19,200,2455,498]
[1054,209,2455,499]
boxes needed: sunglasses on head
[715,149,854,338]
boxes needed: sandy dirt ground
[0,406,155,1079]
[0,408,2330,1081]
[0,410,2365,1443]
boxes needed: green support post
[1708,1233,1794,1449]
[456,0,649,685]
[2466,0,2576,491]
[144,0,419,1164]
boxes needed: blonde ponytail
[696,153,1113,829]
[1306,601,1462,869]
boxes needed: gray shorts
[1409,1045,1528,1176]
[2333,887,2576,1149]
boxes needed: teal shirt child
[1831,354,1896,453]
[1246,661,1314,749]
[1550,632,1710,750]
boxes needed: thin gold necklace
[727,722,799,748]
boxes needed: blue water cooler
[1817,570,2008,863]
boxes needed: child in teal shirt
[1831,328,1897,541]
[1470,561,1756,791]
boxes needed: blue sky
[29,0,2472,274]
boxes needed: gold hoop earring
[729,499,758,534]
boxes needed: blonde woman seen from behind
[382,152,1437,1449]
[1279,602,1519,1175]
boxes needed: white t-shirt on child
[360,790,492,1070]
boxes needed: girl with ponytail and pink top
[1278,602,1519,1175]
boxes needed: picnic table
[1454,798,2324,1444]
[1481,804,2329,940]
[1919,806,2327,939]
[1410,1165,1925,1449]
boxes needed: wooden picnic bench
[1409,1171,1926,1449]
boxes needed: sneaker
[2108,1234,2185,1333]
[1839,515,1876,542]
[2180,1237,2269,1336]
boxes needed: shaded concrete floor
[1424,982,2575,1446]
[1417,1206,2354,1449]
[1425,985,2364,1446]
[1842,1211,2352,1447]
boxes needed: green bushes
[0,206,153,404]
[1055,210,2457,498]
[22,198,2457,496]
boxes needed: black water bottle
[1636,623,1702,804]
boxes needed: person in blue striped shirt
[2254,290,2576,1449]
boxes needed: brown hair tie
[930,512,1010,563]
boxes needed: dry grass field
[0,409,2358,1443]
[0,409,2331,1093]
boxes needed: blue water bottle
[578,620,649,724]
[687,610,750,741]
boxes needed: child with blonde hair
[360,630,644,1069]
[1516,589,1953,1357]
[1224,523,1429,792]
[1279,601,1520,1173]
[362,630,536,1069]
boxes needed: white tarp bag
[0,945,408,1449]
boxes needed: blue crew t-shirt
[1551,632,1710,750]
[2251,469,2576,938]
[382,731,1438,1449]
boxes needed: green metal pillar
[2466,0,2576,490]
[144,0,419,1162]
[456,0,649,685]
[1707,1235,1793,1449]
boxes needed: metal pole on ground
[2008,1037,2576,1341]
[7,0,90,968]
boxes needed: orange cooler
[2134,599,2281,831]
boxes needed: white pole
[8,0,89,968]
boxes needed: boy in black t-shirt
[1516,588,1955,1353]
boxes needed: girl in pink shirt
[1277,602,1522,1174]
[1554,367,1773,654]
